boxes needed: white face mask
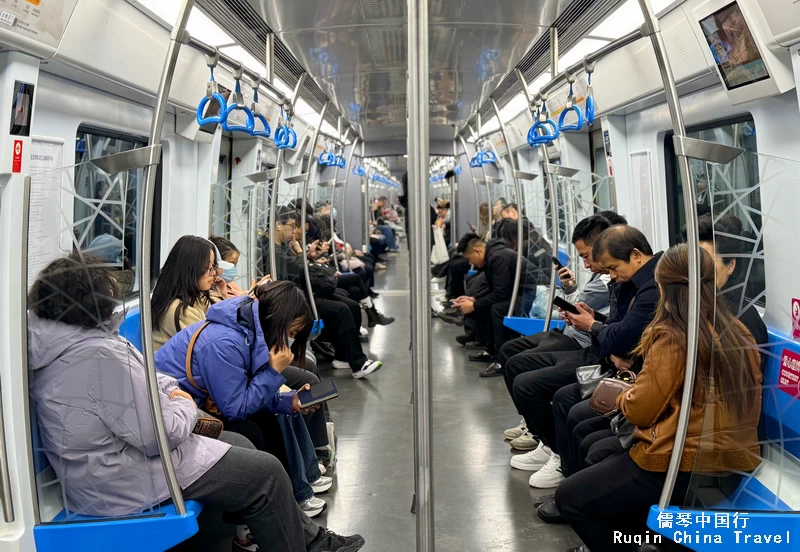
[287,336,295,347]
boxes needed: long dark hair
[633,244,760,420]
[255,281,313,368]
[152,236,216,331]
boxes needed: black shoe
[534,493,555,506]
[564,547,590,552]
[359,334,370,343]
[479,362,504,377]
[438,312,464,326]
[634,545,662,552]
[465,341,488,351]
[455,334,474,346]
[537,500,565,524]
[469,351,495,362]
[369,290,380,298]
[441,306,459,315]
[367,306,395,327]
[308,529,365,552]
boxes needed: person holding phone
[155,281,334,518]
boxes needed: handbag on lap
[575,364,612,399]
[589,370,637,417]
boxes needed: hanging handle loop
[196,49,227,126]
[222,66,255,133]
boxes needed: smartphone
[552,256,565,271]
[297,377,339,409]
[552,296,580,315]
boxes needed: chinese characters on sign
[779,349,800,398]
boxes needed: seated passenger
[156,281,333,517]
[555,244,762,552]
[500,203,519,221]
[509,226,661,490]
[434,200,452,246]
[27,254,364,552]
[500,213,623,448]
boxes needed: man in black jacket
[452,232,523,364]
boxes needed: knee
[220,431,257,450]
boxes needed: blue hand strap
[469,155,483,168]
[558,105,584,132]
[196,68,227,126]
[319,151,335,165]
[528,118,560,146]
[479,150,497,164]
[249,89,271,138]
[585,73,595,125]
[222,81,255,133]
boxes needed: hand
[321,241,331,253]
[309,240,320,251]
[451,296,469,306]
[226,280,246,297]
[469,225,477,233]
[610,354,634,371]
[458,298,475,315]
[334,271,341,276]
[564,302,595,332]
[169,389,194,402]
[215,279,234,299]
[269,344,295,373]
[558,267,576,288]
[292,384,322,414]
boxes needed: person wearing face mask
[155,281,335,521]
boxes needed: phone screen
[297,378,339,407]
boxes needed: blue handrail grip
[585,95,595,125]
[222,104,255,133]
[196,92,228,126]
[251,113,271,138]
[319,151,335,165]
[527,119,560,146]
[480,150,497,164]
[34,501,204,552]
[558,105,584,132]
[286,128,298,149]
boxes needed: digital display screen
[699,2,769,91]
[10,81,34,137]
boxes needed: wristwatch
[590,320,604,337]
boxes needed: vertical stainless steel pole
[550,27,559,75]
[408,0,434,549]
[138,0,195,516]
[635,0,700,509]
[330,126,351,273]
[542,159,558,331]
[341,137,360,265]
[300,101,329,321]
[265,33,275,84]
[450,141,458,247]
[361,142,370,253]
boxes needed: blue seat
[647,329,800,547]
[34,501,204,552]
[504,316,565,336]
[33,306,205,551]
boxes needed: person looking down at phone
[155,281,335,518]
[28,255,365,552]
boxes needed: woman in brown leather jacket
[555,244,762,552]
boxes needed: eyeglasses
[281,222,298,230]
[207,264,219,276]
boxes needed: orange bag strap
[185,322,211,393]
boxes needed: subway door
[0,51,41,551]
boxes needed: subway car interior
[0,0,799,550]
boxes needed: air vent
[364,0,407,19]
[477,0,621,122]
[196,0,344,129]
[366,28,408,69]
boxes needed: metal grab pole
[456,135,481,236]
[300,101,329,321]
[138,0,195,516]
[542,163,559,331]
[329,126,351,273]
[361,142,370,253]
[635,0,701,509]
[341,137,360,266]
[490,99,525,318]
[408,0,434,549]
[450,141,458,248]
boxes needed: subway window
[74,126,163,292]
[664,116,765,309]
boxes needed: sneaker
[479,362,504,377]
[438,311,464,326]
[318,462,327,476]
[232,537,258,551]
[299,496,327,518]
[468,351,495,362]
[528,453,565,488]
[311,475,333,494]
[504,419,527,440]
[359,326,369,337]
[375,262,387,270]
[332,360,351,370]
[510,431,539,451]
[308,529,365,552]
[510,442,551,471]
[353,359,382,379]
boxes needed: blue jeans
[377,224,397,250]
[277,414,321,502]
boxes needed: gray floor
[177,249,583,551]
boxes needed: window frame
[74,124,163,291]
[663,113,756,245]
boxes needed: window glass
[74,127,162,292]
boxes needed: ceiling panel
[244,0,575,140]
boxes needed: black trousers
[316,296,367,372]
[510,346,601,449]
[446,256,471,299]
[553,382,608,477]
[370,236,387,262]
[336,272,369,301]
[499,330,582,387]
[556,451,694,552]
[583,432,620,469]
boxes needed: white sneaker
[504,419,527,440]
[359,326,369,337]
[332,359,351,370]
[353,359,382,379]
[528,453,565,488]
[311,475,333,494]
[299,496,327,518]
[318,462,327,476]
[509,431,538,451]
[510,441,551,471]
